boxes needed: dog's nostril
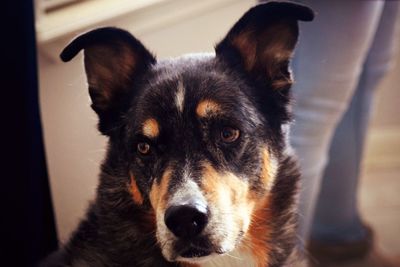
[164,203,208,239]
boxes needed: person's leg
[310,0,400,243]
[289,0,385,247]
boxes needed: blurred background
[34,0,399,263]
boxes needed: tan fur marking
[201,163,249,206]
[149,168,172,211]
[129,173,144,205]
[201,161,273,267]
[261,148,273,188]
[201,163,255,253]
[239,148,277,267]
[129,175,156,235]
[240,195,272,267]
[233,149,276,266]
[142,118,160,138]
[196,100,221,118]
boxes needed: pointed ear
[216,2,314,90]
[60,27,156,134]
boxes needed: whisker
[224,252,243,261]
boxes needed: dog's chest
[199,250,257,267]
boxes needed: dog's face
[61,2,313,265]
[130,57,278,263]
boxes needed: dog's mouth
[180,246,212,258]
[175,244,227,263]
[172,237,228,263]
[170,231,245,263]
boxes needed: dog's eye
[137,142,151,155]
[221,127,240,143]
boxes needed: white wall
[38,0,255,243]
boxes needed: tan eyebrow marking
[196,99,221,118]
[142,118,160,138]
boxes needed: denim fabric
[288,0,400,248]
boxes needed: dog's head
[61,2,313,265]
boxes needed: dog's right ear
[60,27,156,135]
[215,2,314,91]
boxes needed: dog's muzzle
[164,197,214,259]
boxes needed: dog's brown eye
[137,142,150,155]
[221,127,240,143]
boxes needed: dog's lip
[180,247,212,258]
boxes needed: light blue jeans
[290,0,400,247]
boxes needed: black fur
[42,2,313,266]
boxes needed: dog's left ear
[216,2,314,90]
[60,27,156,134]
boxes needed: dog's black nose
[164,203,208,239]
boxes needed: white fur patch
[175,80,185,112]
[158,175,208,261]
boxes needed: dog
[41,2,313,266]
